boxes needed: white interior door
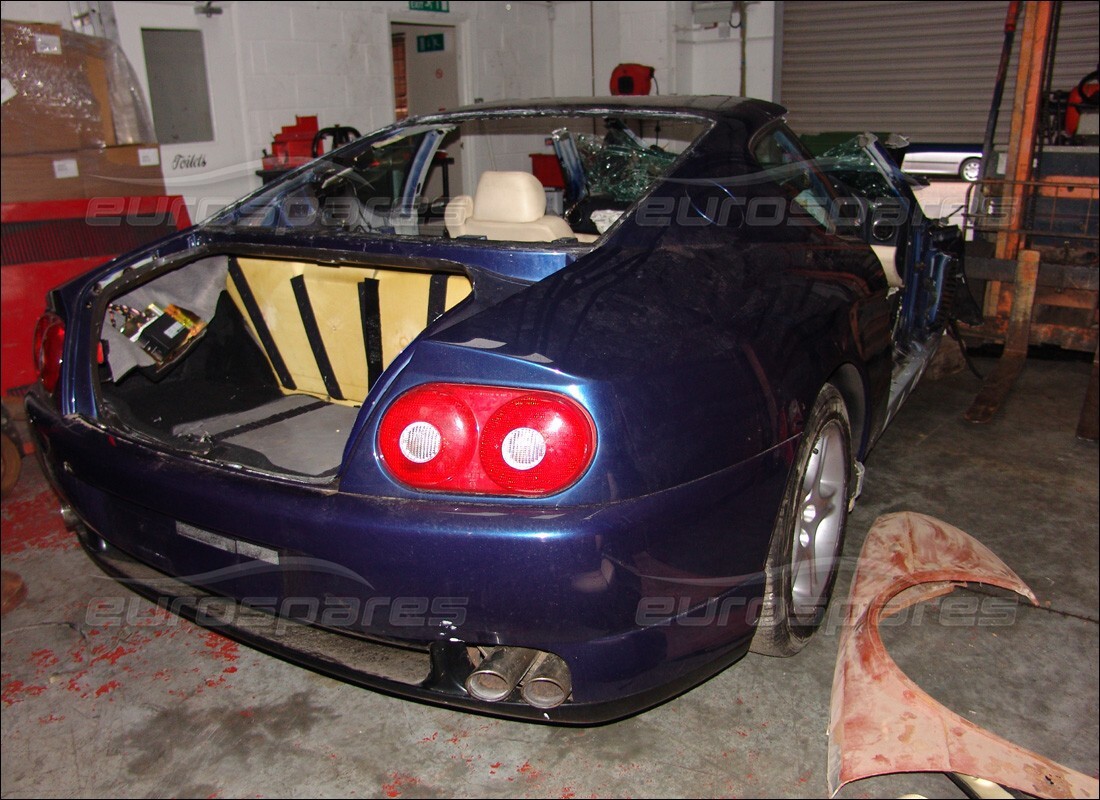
[392,22,463,199]
[114,1,251,220]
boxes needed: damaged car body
[27,97,974,723]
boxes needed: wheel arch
[827,363,868,460]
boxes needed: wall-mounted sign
[172,153,208,170]
[409,1,449,12]
[416,33,445,53]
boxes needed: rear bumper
[74,534,752,723]
[27,392,788,723]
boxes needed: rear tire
[750,384,852,657]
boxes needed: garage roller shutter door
[780,0,1099,144]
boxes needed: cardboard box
[0,151,84,203]
[1,21,84,155]
[80,145,166,198]
[1,145,165,202]
[0,20,114,156]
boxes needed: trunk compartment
[97,253,473,479]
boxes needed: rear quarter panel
[345,119,895,504]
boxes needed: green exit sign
[416,33,445,53]
[409,0,449,11]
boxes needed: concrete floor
[1,351,1097,798]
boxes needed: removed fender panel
[828,511,1098,799]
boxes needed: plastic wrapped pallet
[1,20,155,156]
[1,20,160,202]
[81,32,155,146]
[0,20,100,155]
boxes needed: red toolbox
[262,115,320,172]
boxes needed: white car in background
[901,145,983,182]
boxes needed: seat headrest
[472,171,547,223]
[445,195,474,229]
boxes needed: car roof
[413,95,787,126]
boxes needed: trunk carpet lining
[172,395,360,477]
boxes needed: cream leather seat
[446,171,593,243]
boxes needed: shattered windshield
[211,113,709,243]
[820,134,922,201]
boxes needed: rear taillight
[378,383,596,496]
[33,313,65,395]
[377,385,478,488]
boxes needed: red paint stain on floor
[0,465,77,554]
[2,679,48,705]
[381,772,422,797]
[2,464,249,711]
[91,643,138,667]
[94,680,121,697]
[29,648,59,670]
[447,729,470,745]
[201,632,240,662]
[65,671,89,695]
[517,760,545,782]
[12,618,242,702]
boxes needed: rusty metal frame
[961,0,1098,369]
[963,177,1098,353]
[965,249,1041,423]
[995,0,1054,263]
[964,177,1100,244]
[828,512,1099,799]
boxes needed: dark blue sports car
[26,97,973,723]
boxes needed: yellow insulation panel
[226,258,472,405]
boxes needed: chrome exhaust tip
[520,652,572,709]
[465,647,538,702]
[59,503,80,530]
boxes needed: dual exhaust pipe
[59,502,80,529]
[464,647,572,709]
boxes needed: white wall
[553,1,679,96]
[232,1,553,172]
[551,0,781,101]
[676,1,780,100]
[0,1,74,29]
[550,0,594,96]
